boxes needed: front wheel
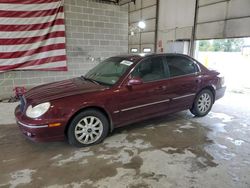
[190,89,214,117]
[67,110,109,147]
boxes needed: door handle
[154,85,167,91]
[161,85,167,90]
[196,79,201,83]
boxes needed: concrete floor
[0,92,250,188]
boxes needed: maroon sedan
[15,53,226,147]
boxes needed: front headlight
[26,102,51,118]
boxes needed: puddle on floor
[208,112,234,123]
[0,112,243,187]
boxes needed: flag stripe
[0,6,63,18]
[0,43,65,59]
[0,0,61,4]
[0,66,67,72]
[0,31,65,45]
[0,0,67,72]
[0,12,64,25]
[0,19,64,32]
[18,67,67,71]
[0,37,65,52]
[0,49,66,65]
[0,25,65,39]
[0,2,61,11]
[0,55,66,70]
[16,61,67,70]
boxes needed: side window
[166,56,198,77]
[131,57,166,82]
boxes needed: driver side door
[115,56,170,127]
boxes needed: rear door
[164,55,202,111]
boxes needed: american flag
[0,0,67,72]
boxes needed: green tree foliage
[199,38,245,52]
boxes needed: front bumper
[15,105,66,142]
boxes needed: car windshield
[85,57,134,86]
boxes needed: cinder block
[111,17,120,23]
[70,6,82,13]
[119,29,128,35]
[106,10,114,16]
[71,20,83,26]
[13,79,29,86]
[105,34,114,40]
[110,41,120,46]
[42,77,56,84]
[99,16,109,22]
[84,33,95,39]
[28,78,42,85]
[72,32,84,38]
[77,0,88,7]
[1,79,14,87]
[93,9,105,16]
[105,23,114,28]
[89,27,100,34]
[100,40,110,46]
[89,15,99,21]
[89,40,99,45]
[84,21,94,27]
[88,2,100,9]
[83,8,93,14]
[95,22,104,28]
[77,26,89,33]
[79,13,89,20]
[65,0,76,5]
[95,34,105,40]
[120,41,128,46]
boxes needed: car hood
[24,77,108,104]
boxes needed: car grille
[19,95,27,113]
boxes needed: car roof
[113,53,191,62]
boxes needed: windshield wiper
[80,76,100,85]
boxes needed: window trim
[120,54,202,87]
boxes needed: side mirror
[127,77,143,86]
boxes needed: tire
[67,109,109,147]
[190,89,214,117]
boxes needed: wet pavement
[0,92,250,188]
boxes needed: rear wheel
[190,89,214,117]
[67,110,109,147]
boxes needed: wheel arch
[64,106,114,137]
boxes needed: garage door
[196,0,250,40]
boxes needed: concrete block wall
[0,0,128,99]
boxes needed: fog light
[49,123,62,127]
[27,132,32,137]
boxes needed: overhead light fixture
[138,21,146,29]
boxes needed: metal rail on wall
[97,0,136,5]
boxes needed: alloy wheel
[74,116,103,144]
[197,93,212,113]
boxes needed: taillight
[218,75,225,87]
